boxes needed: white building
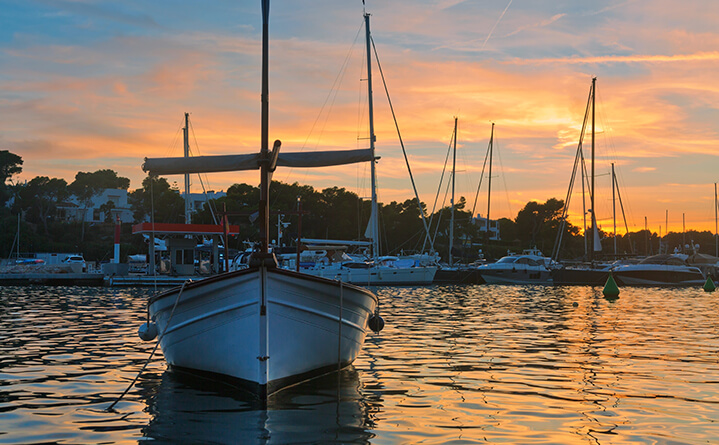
[184,191,226,213]
[58,188,134,224]
[58,189,227,224]
[472,213,501,241]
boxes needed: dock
[0,272,105,286]
[105,274,205,287]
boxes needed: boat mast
[364,12,380,259]
[612,163,616,256]
[183,112,191,225]
[589,76,596,263]
[449,117,457,266]
[486,123,494,249]
[715,183,718,257]
[259,0,271,255]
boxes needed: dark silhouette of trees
[0,150,23,206]
[17,176,68,236]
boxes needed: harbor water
[2,284,719,444]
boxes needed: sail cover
[143,153,260,175]
[276,149,374,168]
[143,148,374,176]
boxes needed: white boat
[611,254,706,287]
[138,0,381,398]
[477,252,553,284]
[291,240,437,285]
[145,267,377,395]
[300,255,437,286]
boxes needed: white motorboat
[300,256,437,286]
[138,0,382,398]
[477,253,553,285]
[611,254,706,287]
[289,242,437,285]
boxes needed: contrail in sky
[482,0,513,49]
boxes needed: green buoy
[703,276,716,292]
[603,273,620,298]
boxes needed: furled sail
[276,149,375,168]
[143,148,374,176]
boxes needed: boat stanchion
[703,276,716,292]
[603,273,620,298]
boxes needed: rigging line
[597,90,636,231]
[615,171,634,253]
[164,119,185,158]
[187,117,220,227]
[491,133,513,219]
[431,169,454,249]
[552,142,583,260]
[371,36,434,252]
[494,136,514,221]
[470,129,492,219]
[423,128,454,252]
[278,22,365,189]
[454,119,475,216]
[552,86,592,260]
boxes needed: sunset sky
[2,0,719,237]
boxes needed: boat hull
[299,265,437,286]
[148,266,377,396]
[479,268,553,285]
[433,267,485,284]
[612,266,705,287]
[551,268,610,286]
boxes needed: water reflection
[142,367,376,444]
[4,284,719,444]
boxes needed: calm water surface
[2,284,719,444]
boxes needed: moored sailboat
[138,0,381,398]
[290,11,436,286]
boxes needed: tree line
[2,149,716,264]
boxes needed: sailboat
[138,0,381,398]
[292,12,437,286]
[551,77,618,286]
[432,117,484,284]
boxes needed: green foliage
[514,198,565,253]
[128,175,185,223]
[68,169,131,240]
[0,150,23,206]
[10,167,717,266]
[17,176,69,235]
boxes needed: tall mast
[589,76,596,262]
[486,123,494,249]
[612,163,616,256]
[449,117,457,266]
[183,112,191,225]
[364,12,380,259]
[259,0,270,254]
[715,183,718,257]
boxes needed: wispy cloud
[505,51,719,65]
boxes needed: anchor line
[106,280,189,411]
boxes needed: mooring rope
[106,280,189,411]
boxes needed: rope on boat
[106,280,189,412]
